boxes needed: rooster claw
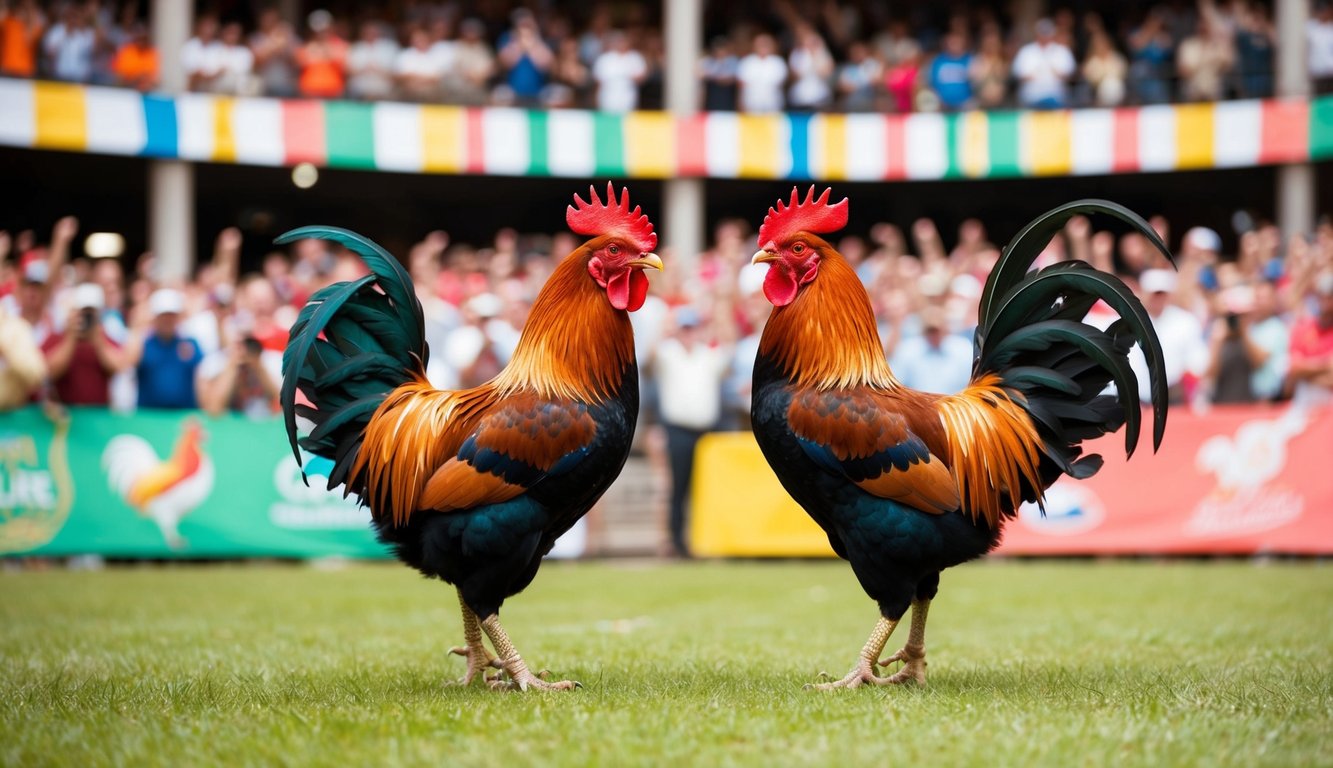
[876,645,927,686]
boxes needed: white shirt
[1128,304,1207,401]
[347,38,401,98]
[395,46,449,79]
[593,49,646,112]
[1012,41,1075,106]
[44,23,95,81]
[788,47,832,108]
[1309,18,1333,78]
[737,53,788,113]
[655,338,731,430]
[181,37,226,77]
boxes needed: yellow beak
[629,253,664,271]
[752,250,779,265]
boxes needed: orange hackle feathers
[758,251,898,392]
[936,374,1046,527]
[757,186,849,249]
[567,182,657,254]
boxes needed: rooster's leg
[877,598,929,685]
[806,616,900,690]
[480,614,580,692]
[448,590,503,686]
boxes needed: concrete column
[149,0,194,282]
[1274,0,1314,238]
[663,0,705,270]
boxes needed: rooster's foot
[447,644,503,686]
[805,659,897,690]
[488,664,581,692]
[876,643,927,685]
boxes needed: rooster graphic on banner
[103,420,214,549]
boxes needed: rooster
[104,420,214,549]
[280,184,660,691]
[749,188,1172,689]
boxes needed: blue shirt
[498,32,547,98]
[890,333,975,394]
[930,53,973,109]
[138,334,202,409]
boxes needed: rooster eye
[792,243,806,254]
[609,244,621,256]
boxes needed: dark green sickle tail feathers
[278,226,426,494]
[974,200,1176,491]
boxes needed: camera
[77,308,98,335]
[1225,313,1240,333]
[243,336,263,357]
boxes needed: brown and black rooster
[281,184,661,691]
[749,188,1173,689]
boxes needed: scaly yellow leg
[877,598,929,685]
[807,616,900,690]
[447,590,503,686]
[481,614,580,692]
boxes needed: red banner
[691,404,1333,557]
[996,403,1333,555]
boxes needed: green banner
[0,407,387,558]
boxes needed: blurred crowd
[3,208,1333,421]
[3,209,1333,558]
[3,0,1328,111]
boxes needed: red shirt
[1289,315,1333,369]
[41,332,118,406]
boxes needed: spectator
[969,25,1009,108]
[1128,9,1174,104]
[1082,28,1128,106]
[346,21,399,101]
[196,335,281,419]
[1248,281,1290,402]
[1177,14,1233,102]
[1133,269,1208,404]
[653,307,733,559]
[448,18,495,106]
[929,31,974,111]
[1012,18,1075,109]
[884,40,922,113]
[250,7,298,98]
[42,3,94,82]
[0,304,45,410]
[888,305,973,394]
[213,21,255,95]
[592,31,646,112]
[1233,2,1275,98]
[700,36,739,111]
[1311,2,1333,94]
[42,283,122,406]
[295,9,347,99]
[442,292,510,390]
[0,0,45,78]
[548,37,590,108]
[835,40,880,112]
[736,33,786,113]
[1288,271,1333,404]
[127,289,203,410]
[497,9,553,106]
[395,27,447,102]
[787,25,834,111]
[1203,286,1267,404]
[109,21,157,91]
[181,15,223,92]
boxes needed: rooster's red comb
[757,186,849,249]
[567,182,657,253]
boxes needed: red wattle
[606,268,649,311]
[762,264,799,306]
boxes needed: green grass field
[2,560,1329,767]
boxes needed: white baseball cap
[1139,269,1177,294]
[149,288,186,317]
[1183,226,1221,253]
